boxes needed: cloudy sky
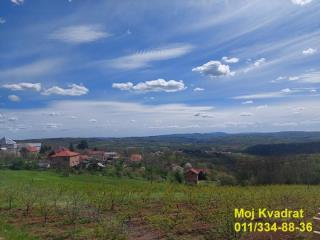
[0,0,319,139]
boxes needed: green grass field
[0,170,319,240]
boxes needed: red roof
[188,168,207,174]
[193,168,207,173]
[26,146,38,153]
[188,168,200,174]
[51,149,80,158]
[130,154,143,162]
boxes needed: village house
[49,148,81,168]
[0,137,17,153]
[18,143,42,153]
[104,152,120,161]
[84,150,106,162]
[25,145,39,154]
[184,168,207,185]
[129,153,143,162]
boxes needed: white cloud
[49,24,110,44]
[222,56,239,63]
[253,58,266,67]
[287,71,320,83]
[289,76,300,81]
[8,117,18,122]
[291,0,313,6]
[193,87,205,92]
[242,100,253,104]
[256,105,268,109]
[3,99,320,138]
[272,122,298,127]
[192,60,234,77]
[302,48,317,56]
[0,59,63,79]
[48,112,59,117]
[11,0,24,5]
[8,95,20,102]
[112,82,133,91]
[113,79,186,93]
[89,118,97,123]
[193,112,214,118]
[46,123,59,129]
[106,44,193,70]
[277,76,287,81]
[240,112,253,117]
[281,88,291,93]
[233,89,293,100]
[42,84,89,96]
[0,17,6,24]
[243,58,266,73]
[2,83,41,92]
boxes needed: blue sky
[0,0,320,139]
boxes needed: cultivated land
[0,170,319,240]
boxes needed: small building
[38,161,50,169]
[26,146,38,153]
[129,154,143,162]
[0,137,17,154]
[18,143,42,152]
[185,168,207,185]
[84,150,106,161]
[104,152,120,161]
[49,148,81,168]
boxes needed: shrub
[217,173,237,186]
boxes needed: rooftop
[51,149,80,158]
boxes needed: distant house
[84,150,106,161]
[0,137,17,153]
[129,154,143,162]
[185,168,207,185]
[25,146,39,153]
[104,152,120,161]
[49,148,81,168]
[18,143,42,152]
[17,143,42,157]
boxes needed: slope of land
[0,170,319,240]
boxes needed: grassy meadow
[0,170,319,240]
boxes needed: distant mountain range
[16,131,320,154]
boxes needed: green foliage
[174,171,184,183]
[39,144,51,154]
[77,140,89,150]
[0,170,319,240]
[217,172,237,186]
[0,220,38,240]
[69,143,75,151]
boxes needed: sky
[0,0,320,139]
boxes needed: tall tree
[77,140,88,150]
[69,143,75,151]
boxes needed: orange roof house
[26,146,38,153]
[129,154,143,162]
[49,148,81,168]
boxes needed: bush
[217,173,237,186]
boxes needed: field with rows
[0,170,319,240]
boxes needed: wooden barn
[185,168,207,185]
